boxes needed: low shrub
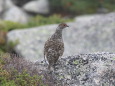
[0,55,53,86]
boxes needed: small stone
[3,6,29,23]
[23,0,49,14]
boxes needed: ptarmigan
[44,23,69,70]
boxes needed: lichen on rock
[35,52,115,86]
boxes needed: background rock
[0,0,50,20]
[0,0,5,15]
[7,25,57,62]
[3,6,29,23]
[23,0,49,14]
[35,52,115,86]
[7,12,115,62]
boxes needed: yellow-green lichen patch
[73,60,79,65]
[59,75,64,80]
[112,57,115,60]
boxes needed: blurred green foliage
[50,0,115,14]
[0,14,72,31]
[27,14,72,27]
[102,0,115,11]
[0,21,26,32]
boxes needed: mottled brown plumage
[44,23,69,70]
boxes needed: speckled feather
[44,23,68,70]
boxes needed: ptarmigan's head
[58,23,69,29]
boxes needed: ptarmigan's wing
[56,41,64,57]
[44,39,64,60]
[44,39,53,61]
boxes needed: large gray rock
[7,24,58,62]
[23,0,49,14]
[35,52,115,86]
[5,0,15,9]
[0,0,5,15]
[3,6,29,23]
[7,12,115,62]
[72,12,115,54]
